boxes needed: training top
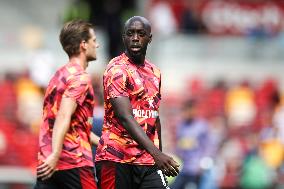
[95,53,162,165]
[38,62,95,170]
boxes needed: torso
[38,62,95,170]
[95,53,161,165]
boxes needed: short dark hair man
[95,16,179,189]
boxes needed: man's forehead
[126,20,145,29]
[125,21,151,34]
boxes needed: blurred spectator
[15,72,43,134]
[259,124,284,172]
[217,137,244,189]
[179,0,207,34]
[225,80,256,130]
[27,48,56,91]
[273,102,284,145]
[254,79,279,132]
[21,25,56,92]
[0,73,18,122]
[87,0,136,59]
[101,0,124,58]
[0,73,19,165]
[186,76,204,99]
[255,79,278,110]
[206,80,227,117]
[171,99,214,189]
[246,22,276,42]
[148,0,178,37]
[240,150,275,189]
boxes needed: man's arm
[37,97,77,180]
[110,97,179,177]
[156,117,162,151]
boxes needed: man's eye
[139,32,146,37]
[126,31,133,36]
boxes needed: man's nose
[132,33,139,40]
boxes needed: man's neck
[69,55,87,70]
[125,52,145,66]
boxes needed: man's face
[123,20,152,60]
[86,28,99,62]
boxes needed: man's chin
[87,57,97,62]
[130,51,142,57]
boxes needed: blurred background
[1,0,284,188]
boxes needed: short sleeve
[104,66,129,99]
[63,73,90,105]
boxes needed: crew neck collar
[122,53,145,67]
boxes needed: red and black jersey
[95,53,162,165]
[38,62,95,170]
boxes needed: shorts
[96,161,170,189]
[34,166,97,189]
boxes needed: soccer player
[35,20,100,189]
[95,16,179,189]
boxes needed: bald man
[95,16,179,189]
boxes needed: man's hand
[37,153,59,180]
[153,152,180,177]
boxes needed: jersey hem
[57,162,94,171]
[95,158,155,166]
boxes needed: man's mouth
[130,46,141,52]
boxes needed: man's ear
[81,40,87,50]
[149,34,152,44]
[122,35,125,43]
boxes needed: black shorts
[34,166,97,189]
[96,161,170,189]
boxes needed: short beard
[129,49,146,64]
[87,55,96,62]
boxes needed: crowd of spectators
[146,0,284,39]
[162,77,284,189]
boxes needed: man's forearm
[156,117,162,151]
[119,116,161,157]
[51,113,71,157]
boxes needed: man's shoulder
[57,63,83,73]
[111,54,129,65]
[57,63,89,84]
[105,55,129,74]
[108,56,125,67]
[145,60,161,76]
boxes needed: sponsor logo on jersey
[133,109,158,118]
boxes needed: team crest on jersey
[135,78,142,85]
[148,98,154,108]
